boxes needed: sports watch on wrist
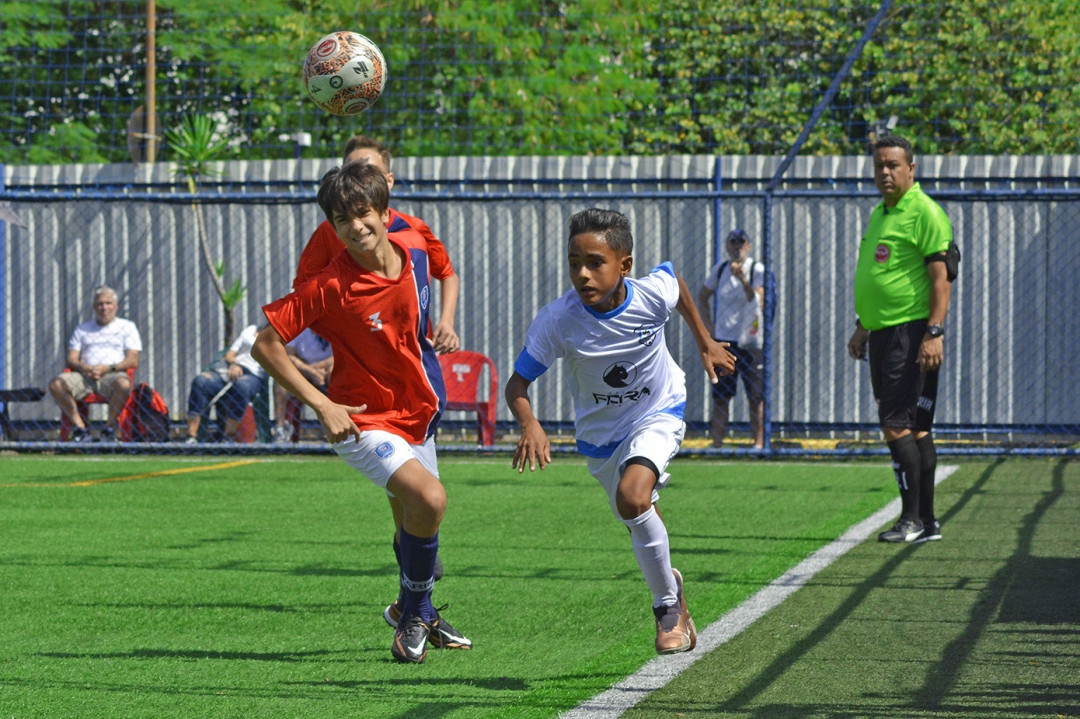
[926,324,945,338]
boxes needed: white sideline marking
[561,465,959,718]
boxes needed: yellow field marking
[1,460,260,488]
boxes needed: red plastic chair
[59,367,135,440]
[438,350,498,446]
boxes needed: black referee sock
[916,433,938,523]
[887,434,921,522]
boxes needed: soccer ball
[303,31,387,116]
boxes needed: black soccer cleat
[878,517,924,543]
[914,519,942,543]
[385,602,471,649]
[391,615,430,664]
[428,607,472,650]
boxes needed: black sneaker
[384,602,471,649]
[878,518,924,543]
[391,615,430,663]
[70,427,90,442]
[914,519,942,543]
[96,427,117,442]
[428,606,471,649]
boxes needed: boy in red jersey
[289,135,457,631]
[252,161,470,664]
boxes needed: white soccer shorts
[586,412,686,518]
[333,430,439,489]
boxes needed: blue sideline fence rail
[1,155,1078,456]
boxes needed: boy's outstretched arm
[431,273,460,354]
[252,324,366,444]
[505,371,552,472]
[674,270,736,381]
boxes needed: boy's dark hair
[568,208,634,256]
[872,134,914,164]
[342,134,393,170]
[317,161,390,221]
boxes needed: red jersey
[264,236,446,443]
[293,208,454,290]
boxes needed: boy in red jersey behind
[252,161,470,664]
[293,135,459,354]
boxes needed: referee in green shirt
[848,135,957,544]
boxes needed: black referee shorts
[868,319,939,432]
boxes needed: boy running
[252,161,470,663]
[505,208,735,654]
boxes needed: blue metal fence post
[0,163,6,398]
[762,191,773,452]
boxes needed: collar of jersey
[883,181,923,214]
[582,280,635,319]
[386,212,411,233]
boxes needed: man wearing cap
[847,135,957,544]
[697,228,766,449]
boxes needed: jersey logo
[375,441,395,459]
[635,323,660,346]
[592,386,652,406]
[368,311,383,332]
[419,285,429,310]
[874,244,891,263]
[603,361,638,388]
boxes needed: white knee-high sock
[621,506,677,607]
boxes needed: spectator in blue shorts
[697,229,766,448]
[183,324,266,443]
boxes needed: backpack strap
[717,260,729,282]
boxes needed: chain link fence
[2,155,1077,455]
[4,1,1078,163]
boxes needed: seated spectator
[272,328,333,443]
[184,324,266,443]
[49,285,141,442]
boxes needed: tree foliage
[1,0,1077,164]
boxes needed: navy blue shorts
[711,343,764,403]
[868,319,939,431]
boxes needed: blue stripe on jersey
[574,402,687,458]
[387,214,411,233]
[579,262,672,320]
[410,247,446,438]
[514,347,548,382]
[583,281,636,320]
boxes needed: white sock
[621,506,677,607]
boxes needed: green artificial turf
[625,457,1080,719]
[0,453,945,717]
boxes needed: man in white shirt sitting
[49,285,142,442]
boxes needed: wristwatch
[926,324,945,338]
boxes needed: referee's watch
[926,324,945,338]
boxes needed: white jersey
[514,262,687,458]
[228,324,265,377]
[703,255,764,346]
[68,317,142,367]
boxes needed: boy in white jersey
[505,208,735,654]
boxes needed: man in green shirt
[848,135,957,543]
